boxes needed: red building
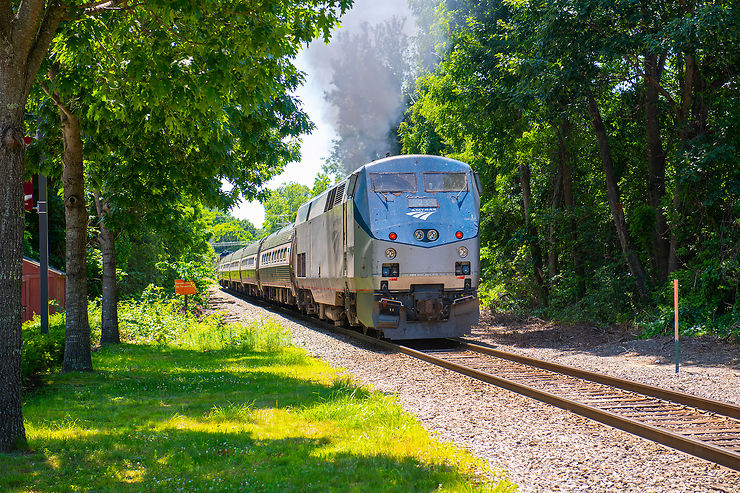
[22,257,66,323]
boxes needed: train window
[423,172,468,192]
[347,173,358,198]
[307,194,326,220]
[296,203,310,223]
[371,172,417,193]
[324,187,337,212]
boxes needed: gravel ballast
[209,288,740,492]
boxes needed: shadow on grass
[4,431,486,492]
[3,343,505,492]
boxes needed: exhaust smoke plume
[301,1,419,175]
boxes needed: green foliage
[178,318,293,353]
[21,314,66,380]
[6,325,514,492]
[261,174,332,234]
[638,242,740,341]
[262,182,313,234]
[399,0,740,337]
[155,253,216,296]
[206,208,260,254]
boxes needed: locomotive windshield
[371,172,417,193]
[423,172,468,192]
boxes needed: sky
[230,0,416,227]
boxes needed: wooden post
[674,279,679,374]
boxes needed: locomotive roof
[357,154,470,174]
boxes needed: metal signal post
[38,173,49,334]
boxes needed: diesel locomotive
[217,154,480,339]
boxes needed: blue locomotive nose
[353,156,480,246]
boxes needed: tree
[207,209,259,255]
[261,174,330,234]
[2,0,351,453]
[400,0,739,327]
[0,0,67,454]
[35,0,352,357]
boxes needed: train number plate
[408,197,438,208]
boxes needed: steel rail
[457,340,740,420]
[324,326,740,471]
[394,341,740,471]
[217,289,740,471]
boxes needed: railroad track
[218,288,740,471]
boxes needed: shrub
[22,313,66,380]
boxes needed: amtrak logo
[406,209,436,220]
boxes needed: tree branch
[0,1,12,35]
[13,0,46,57]
[82,1,143,15]
[145,7,209,47]
[24,4,67,97]
[623,53,677,111]
[40,80,73,120]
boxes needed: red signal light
[389,232,397,241]
[455,231,463,239]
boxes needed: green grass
[4,316,515,492]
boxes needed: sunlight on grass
[4,312,516,492]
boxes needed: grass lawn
[2,318,515,492]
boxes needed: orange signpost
[175,279,197,295]
[175,279,197,309]
[674,279,679,374]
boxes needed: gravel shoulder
[209,287,740,492]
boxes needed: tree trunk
[557,119,585,299]
[644,53,671,284]
[0,67,29,451]
[60,108,93,372]
[93,190,120,344]
[670,53,697,274]
[587,95,647,293]
[0,2,65,451]
[548,139,563,280]
[520,163,548,305]
[691,63,708,137]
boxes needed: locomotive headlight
[385,248,397,259]
[427,229,439,241]
[457,246,468,258]
[414,229,425,241]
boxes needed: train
[217,154,481,339]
